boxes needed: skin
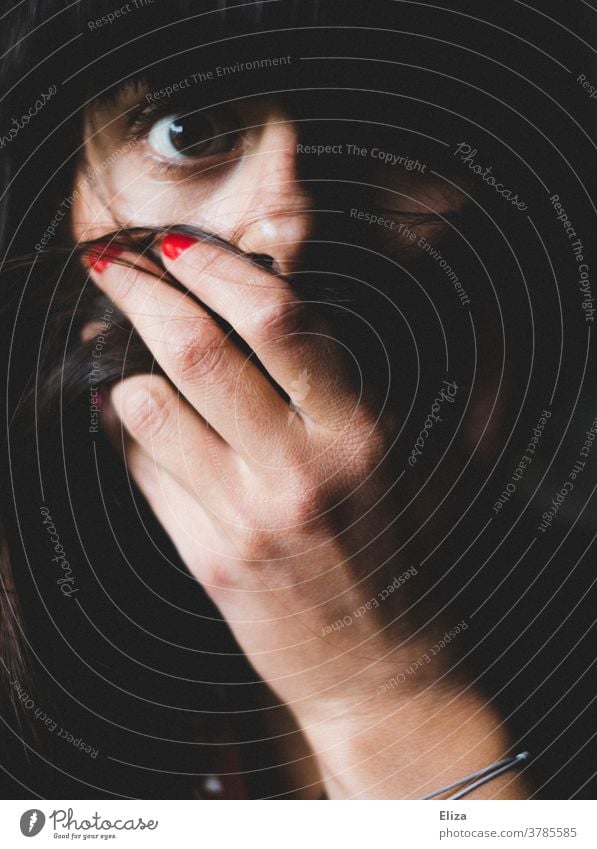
[71,85,530,799]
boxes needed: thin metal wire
[421,752,530,800]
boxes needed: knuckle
[252,299,307,344]
[199,559,238,594]
[276,469,335,528]
[297,490,336,529]
[122,379,173,442]
[241,527,272,560]
[169,321,227,384]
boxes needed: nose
[230,116,314,276]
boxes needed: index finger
[159,233,364,426]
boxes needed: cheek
[70,157,240,240]
[70,175,118,242]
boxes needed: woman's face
[71,83,464,266]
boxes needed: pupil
[169,114,211,156]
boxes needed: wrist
[291,665,530,800]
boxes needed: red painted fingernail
[161,233,198,259]
[86,242,123,274]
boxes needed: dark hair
[0,0,335,800]
[1,0,596,799]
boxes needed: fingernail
[86,242,123,274]
[161,233,198,259]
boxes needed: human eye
[129,103,242,168]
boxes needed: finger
[89,257,297,458]
[159,234,361,423]
[121,438,234,591]
[108,373,238,510]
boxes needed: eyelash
[125,101,240,175]
[126,100,171,140]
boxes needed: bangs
[0,0,322,214]
[0,0,401,259]
[1,0,323,108]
